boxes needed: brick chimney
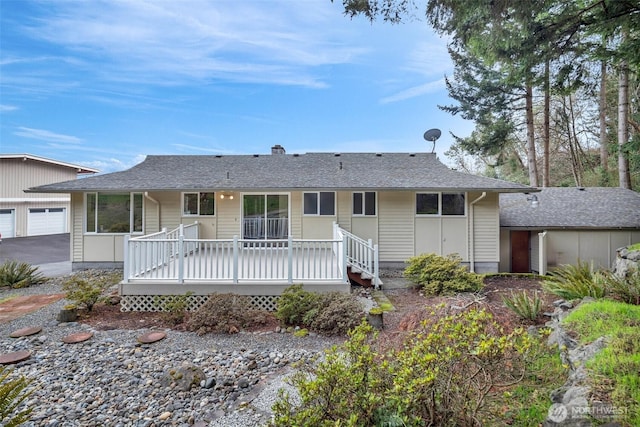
[271,144,286,155]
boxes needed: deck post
[342,235,348,284]
[373,243,380,289]
[123,235,130,284]
[287,234,293,284]
[177,233,184,284]
[233,235,239,284]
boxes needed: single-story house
[500,187,640,274]
[0,154,98,238]
[28,145,533,310]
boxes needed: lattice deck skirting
[120,294,280,312]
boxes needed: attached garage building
[500,187,640,274]
[0,154,98,238]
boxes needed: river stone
[162,365,205,391]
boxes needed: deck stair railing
[334,223,380,289]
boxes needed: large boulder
[612,246,640,278]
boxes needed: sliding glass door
[242,194,289,239]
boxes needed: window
[416,192,466,216]
[85,193,143,233]
[442,193,465,215]
[353,191,376,216]
[416,193,439,215]
[182,192,215,216]
[303,192,336,215]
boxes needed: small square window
[416,193,439,215]
[442,193,465,216]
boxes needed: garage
[0,209,16,238]
[27,207,67,236]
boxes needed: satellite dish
[423,128,441,153]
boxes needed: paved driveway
[0,233,71,276]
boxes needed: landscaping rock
[613,246,640,277]
[544,301,609,427]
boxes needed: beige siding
[143,193,160,235]
[471,192,499,262]
[216,194,240,239]
[71,193,84,262]
[0,158,77,199]
[154,192,181,232]
[290,192,302,239]
[378,191,414,262]
[336,191,352,232]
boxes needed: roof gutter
[469,192,487,273]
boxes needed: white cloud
[406,40,453,77]
[0,105,18,112]
[20,0,363,88]
[13,127,83,144]
[379,78,446,104]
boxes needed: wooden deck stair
[347,266,374,288]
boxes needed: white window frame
[415,192,467,216]
[352,191,377,216]
[182,192,216,216]
[303,191,336,216]
[84,192,144,234]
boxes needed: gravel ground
[0,274,343,427]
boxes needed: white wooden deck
[121,239,349,296]
[120,223,379,299]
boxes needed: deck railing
[334,223,380,288]
[124,224,348,285]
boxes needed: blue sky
[1,0,474,174]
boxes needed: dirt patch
[77,276,550,337]
[381,276,552,336]
[0,294,65,324]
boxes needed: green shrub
[0,367,32,426]
[309,292,364,336]
[602,270,640,305]
[403,253,483,295]
[276,285,364,336]
[275,284,321,326]
[153,292,193,325]
[61,273,119,311]
[187,293,270,334]
[502,290,543,321]
[271,309,541,426]
[541,261,605,300]
[0,261,45,289]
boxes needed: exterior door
[242,194,289,239]
[511,230,530,273]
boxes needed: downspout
[469,192,487,273]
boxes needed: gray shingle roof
[28,152,532,193]
[500,187,640,229]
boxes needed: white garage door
[27,208,67,236]
[0,209,16,238]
